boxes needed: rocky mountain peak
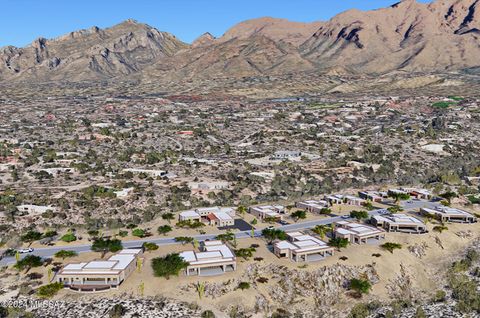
[192,32,216,48]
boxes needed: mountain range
[2,0,480,84]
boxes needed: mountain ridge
[2,0,480,83]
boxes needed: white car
[17,248,34,254]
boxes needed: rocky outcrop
[0,19,188,82]
[18,296,201,318]
[3,0,480,83]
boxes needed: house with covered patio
[420,207,477,223]
[56,249,143,292]
[334,221,386,244]
[179,240,237,276]
[274,232,334,262]
[371,214,427,233]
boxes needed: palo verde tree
[261,228,287,244]
[350,210,369,220]
[312,225,331,240]
[151,253,189,279]
[328,237,349,251]
[157,225,172,236]
[14,255,43,273]
[54,250,78,259]
[91,237,123,257]
[380,242,402,254]
[349,278,372,297]
[20,230,43,246]
[290,210,307,222]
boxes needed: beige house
[334,221,386,244]
[420,207,477,223]
[179,240,236,276]
[249,205,284,221]
[295,200,329,213]
[325,194,366,206]
[274,232,334,262]
[56,249,143,292]
[179,207,235,227]
[371,214,427,233]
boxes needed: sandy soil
[8,203,479,316]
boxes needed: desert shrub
[433,290,446,302]
[60,232,77,243]
[142,242,159,251]
[257,277,269,284]
[201,310,215,318]
[37,282,63,298]
[349,278,372,297]
[380,242,402,253]
[348,303,370,318]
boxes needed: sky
[1,0,432,47]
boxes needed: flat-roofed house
[420,207,477,223]
[179,210,202,222]
[325,194,366,206]
[296,200,329,213]
[402,188,433,200]
[358,191,384,203]
[274,232,334,262]
[249,205,284,221]
[371,214,427,233]
[179,240,236,276]
[179,207,235,227]
[334,221,386,244]
[56,249,143,292]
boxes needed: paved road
[0,200,440,266]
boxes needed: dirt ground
[4,202,480,316]
[8,203,479,316]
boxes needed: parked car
[17,248,34,254]
[279,220,289,225]
[341,215,350,219]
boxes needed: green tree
[439,191,457,204]
[21,230,43,245]
[349,278,372,297]
[234,247,256,260]
[91,238,123,257]
[237,282,250,290]
[312,225,331,240]
[132,228,146,238]
[261,228,287,244]
[162,213,175,224]
[319,208,332,215]
[350,210,369,220]
[157,225,172,236]
[54,250,78,259]
[328,237,349,251]
[151,253,189,279]
[175,236,194,245]
[291,210,307,222]
[37,282,63,298]
[388,192,410,204]
[142,242,159,251]
[216,231,236,246]
[237,205,247,218]
[60,232,77,243]
[14,255,43,272]
[380,242,402,254]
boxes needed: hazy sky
[1,0,431,47]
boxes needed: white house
[249,205,285,221]
[179,241,236,276]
